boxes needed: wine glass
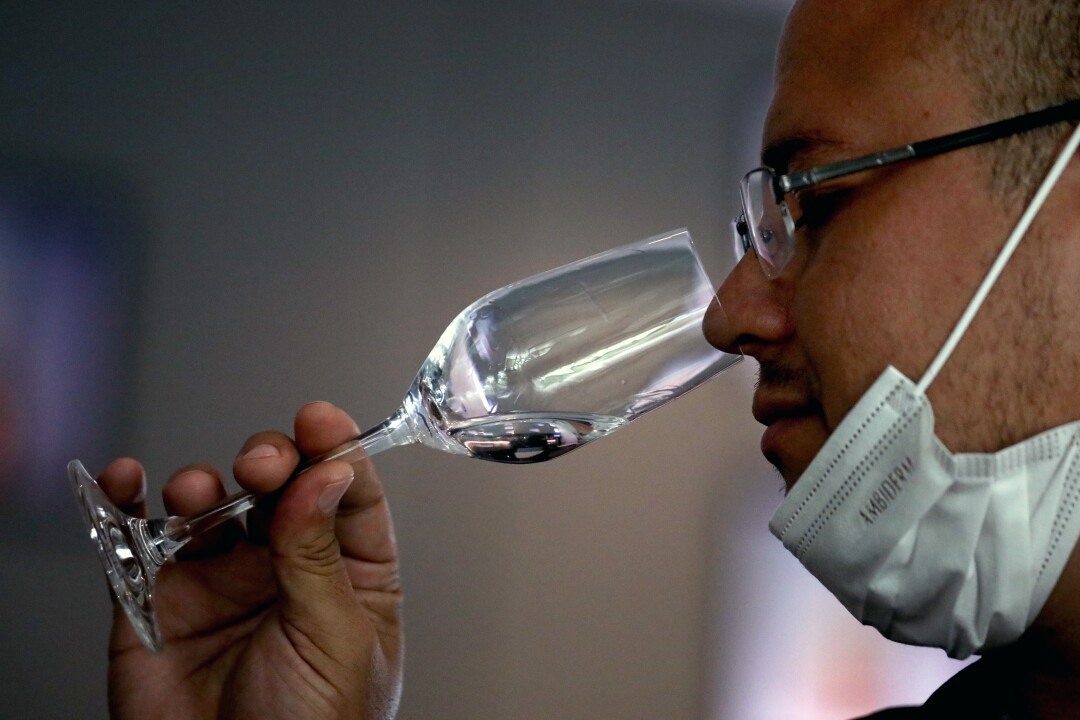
[69,227,740,653]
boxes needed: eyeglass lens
[741,168,796,278]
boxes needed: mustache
[756,360,815,392]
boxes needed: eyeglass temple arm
[778,99,1080,194]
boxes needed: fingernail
[240,443,280,461]
[317,471,354,515]
[131,467,147,504]
[300,400,360,434]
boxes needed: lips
[752,394,821,427]
[752,391,825,481]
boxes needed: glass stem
[146,408,416,560]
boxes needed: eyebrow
[760,134,850,175]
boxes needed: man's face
[704,0,1042,488]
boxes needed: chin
[764,448,816,494]
[761,419,828,493]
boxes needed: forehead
[764,0,973,172]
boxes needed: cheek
[785,158,1010,437]
[792,221,918,430]
[793,266,873,430]
[790,167,984,427]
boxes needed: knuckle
[279,531,342,577]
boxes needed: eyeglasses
[733,99,1080,279]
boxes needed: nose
[703,252,794,356]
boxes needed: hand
[96,402,403,720]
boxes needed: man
[704,0,1080,717]
[97,0,1078,717]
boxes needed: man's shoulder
[854,707,925,719]
[852,657,1012,720]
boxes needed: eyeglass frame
[734,99,1080,279]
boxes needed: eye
[760,226,782,251]
[793,190,846,230]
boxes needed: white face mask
[768,125,1080,660]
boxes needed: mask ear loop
[915,123,1080,396]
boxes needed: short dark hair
[933,1,1080,201]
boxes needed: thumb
[268,459,358,647]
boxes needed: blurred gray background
[0,2,969,718]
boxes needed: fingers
[238,402,355,540]
[162,465,226,515]
[162,464,244,557]
[334,453,399,580]
[230,429,304,542]
[283,402,401,632]
[294,402,399,572]
[267,458,359,656]
[97,458,148,519]
[232,431,302,495]
[293,400,362,458]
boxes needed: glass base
[68,460,164,653]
